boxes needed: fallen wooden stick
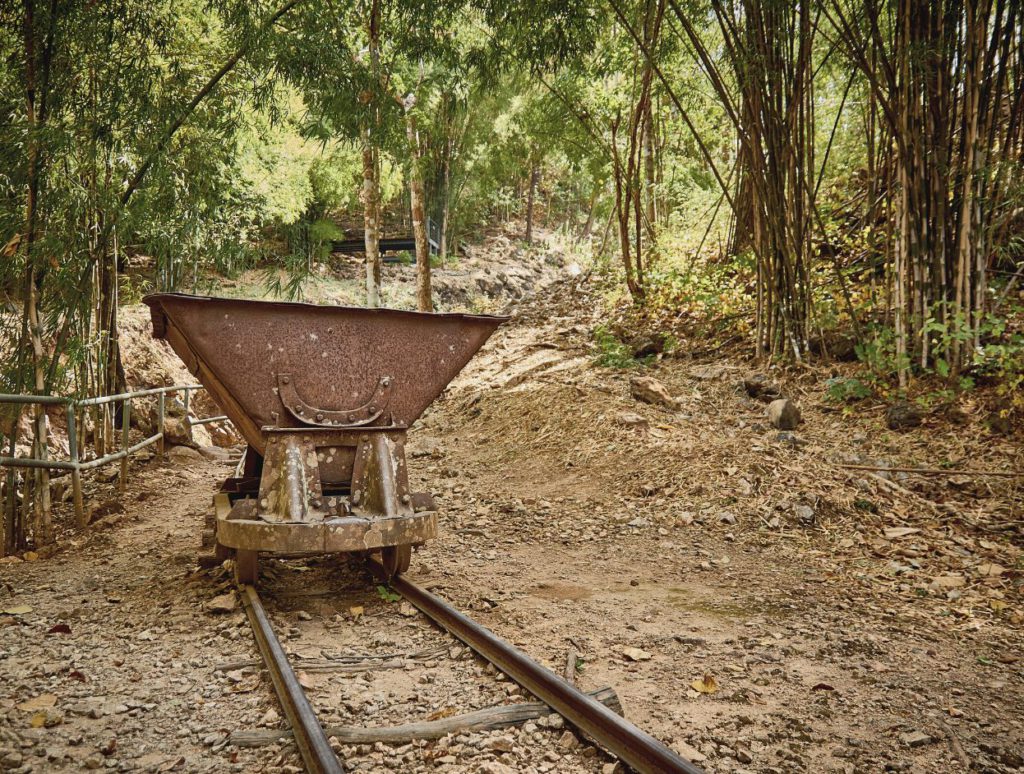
[839,463,1021,478]
[564,648,578,685]
[216,646,447,673]
[231,686,621,748]
[216,657,404,674]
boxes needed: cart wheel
[380,545,411,578]
[234,549,258,585]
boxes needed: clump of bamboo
[827,0,1024,383]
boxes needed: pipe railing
[0,384,228,526]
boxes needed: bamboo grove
[2,0,1023,550]
[604,0,1024,372]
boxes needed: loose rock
[614,411,649,429]
[208,593,237,614]
[886,401,923,431]
[743,374,782,402]
[167,445,206,464]
[900,731,932,748]
[767,398,801,430]
[198,445,230,462]
[629,376,680,410]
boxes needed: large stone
[167,445,205,464]
[161,415,195,447]
[629,376,680,410]
[767,399,801,430]
[614,411,649,429]
[208,422,241,448]
[886,401,923,431]
[157,413,214,448]
[742,374,782,402]
[198,445,230,462]
[208,593,237,614]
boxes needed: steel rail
[240,585,343,774]
[386,572,706,774]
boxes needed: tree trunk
[405,104,432,312]
[643,94,658,237]
[362,0,383,308]
[439,144,451,264]
[361,129,382,308]
[21,0,52,545]
[525,157,539,244]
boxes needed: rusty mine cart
[144,294,504,584]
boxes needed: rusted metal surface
[143,293,505,455]
[278,374,392,427]
[383,571,706,774]
[145,294,503,575]
[218,508,437,554]
[241,585,343,774]
[214,426,436,557]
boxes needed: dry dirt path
[407,279,1024,773]
[1,275,1022,774]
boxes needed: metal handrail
[0,384,229,526]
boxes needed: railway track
[238,560,706,774]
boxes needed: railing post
[66,403,85,526]
[119,397,130,494]
[183,388,191,434]
[3,434,16,554]
[157,392,166,458]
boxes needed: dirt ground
[1,246,1022,773]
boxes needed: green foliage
[118,274,153,307]
[376,585,401,603]
[824,377,872,403]
[592,325,650,369]
[854,327,909,387]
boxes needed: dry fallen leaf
[2,605,32,615]
[297,672,313,689]
[930,574,966,589]
[23,551,38,561]
[884,527,921,539]
[348,605,364,619]
[989,599,1008,613]
[977,563,1006,577]
[691,674,718,694]
[622,647,652,662]
[18,694,56,712]
[427,707,458,721]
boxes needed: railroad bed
[224,555,701,773]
